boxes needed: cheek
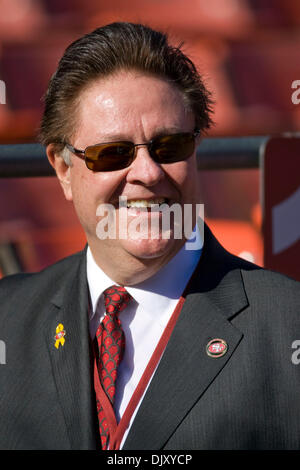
[163,158,198,189]
[70,178,94,228]
[69,167,126,231]
[70,169,90,204]
[70,167,115,204]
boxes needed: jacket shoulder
[240,264,300,313]
[219,240,300,295]
[241,263,300,291]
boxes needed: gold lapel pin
[54,323,66,349]
[206,338,228,358]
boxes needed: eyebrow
[93,127,185,143]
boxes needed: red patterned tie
[94,285,131,449]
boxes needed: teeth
[126,198,166,208]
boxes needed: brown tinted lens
[85,142,134,171]
[151,133,195,163]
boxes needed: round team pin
[206,338,228,358]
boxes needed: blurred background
[0,0,299,275]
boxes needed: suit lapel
[44,250,98,449]
[41,224,251,450]
[123,224,249,450]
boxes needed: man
[0,22,300,450]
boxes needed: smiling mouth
[116,197,170,211]
[126,197,168,208]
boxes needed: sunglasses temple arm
[64,143,86,161]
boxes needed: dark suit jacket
[0,223,300,450]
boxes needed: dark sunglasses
[64,130,200,172]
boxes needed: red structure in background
[0,0,299,277]
[262,137,300,281]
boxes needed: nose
[126,145,165,187]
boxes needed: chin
[121,236,183,260]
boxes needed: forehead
[73,71,194,143]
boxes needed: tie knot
[103,285,132,317]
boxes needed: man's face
[52,70,201,283]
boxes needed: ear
[46,144,73,201]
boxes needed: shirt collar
[87,224,202,320]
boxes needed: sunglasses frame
[64,129,200,172]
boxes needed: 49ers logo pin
[206,338,228,358]
[54,323,66,349]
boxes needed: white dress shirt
[87,226,202,447]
